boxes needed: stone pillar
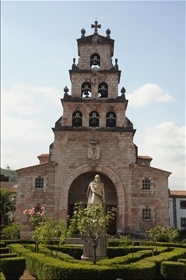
[81,235,107,262]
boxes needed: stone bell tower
[50,20,137,234]
[16,21,170,239]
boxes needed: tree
[0,189,16,229]
[2,223,22,239]
[32,218,68,256]
[146,225,179,250]
[68,203,116,264]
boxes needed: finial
[114,58,119,70]
[91,20,101,35]
[121,87,126,94]
[64,86,69,94]
[81,28,86,38]
[106,28,111,38]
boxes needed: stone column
[81,234,107,262]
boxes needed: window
[90,53,100,68]
[81,82,91,98]
[89,111,99,127]
[72,111,82,127]
[143,209,151,220]
[98,82,108,98]
[181,218,186,227]
[35,206,42,213]
[142,178,151,190]
[180,200,186,209]
[106,112,116,127]
[35,177,44,189]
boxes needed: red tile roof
[169,190,186,197]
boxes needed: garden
[0,189,186,279]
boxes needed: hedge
[0,272,5,280]
[8,243,30,256]
[161,261,185,279]
[0,253,17,259]
[0,257,26,280]
[143,248,186,279]
[0,248,9,254]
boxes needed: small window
[35,178,44,189]
[143,209,151,220]
[181,218,186,227]
[142,178,151,190]
[35,206,42,213]
[180,200,186,209]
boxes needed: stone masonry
[15,21,171,239]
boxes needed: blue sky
[1,1,185,190]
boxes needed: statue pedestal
[81,236,107,262]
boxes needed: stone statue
[87,175,105,206]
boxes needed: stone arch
[60,164,125,232]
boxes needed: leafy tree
[146,225,179,249]
[1,166,18,182]
[2,223,22,239]
[0,189,16,229]
[68,203,116,264]
[32,218,68,256]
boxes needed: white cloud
[137,121,185,190]
[1,83,62,170]
[32,86,63,106]
[126,83,174,107]
[1,83,62,116]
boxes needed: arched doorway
[68,172,117,234]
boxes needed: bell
[90,117,99,127]
[82,89,89,98]
[107,114,116,127]
[99,85,108,98]
[73,118,82,127]
[82,84,91,98]
[107,118,116,127]
[91,55,100,67]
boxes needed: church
[15,21,171,238]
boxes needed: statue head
[94,174,101,183]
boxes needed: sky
[1,1,185,190]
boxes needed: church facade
[16,21,171,238]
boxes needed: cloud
[126,83,174,107]
[137,121,185,190]
[1,83,62,170]
[32,86,63,106]
[2,83,62,116]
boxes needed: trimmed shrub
[0,253,17,259]
[178,259,186,278]
[161,261,185,279]
[144,248,186,279]
[0,242,6,248]
[0,257,25,280]
[0,248,9,254]
[116,260,156,280]
[178,258,186,265]
[0,272,6,280]
[8,243,30,256]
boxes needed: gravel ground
[19,270,36,280]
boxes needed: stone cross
[91,20,101,34]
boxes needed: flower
[23,206,45,228]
